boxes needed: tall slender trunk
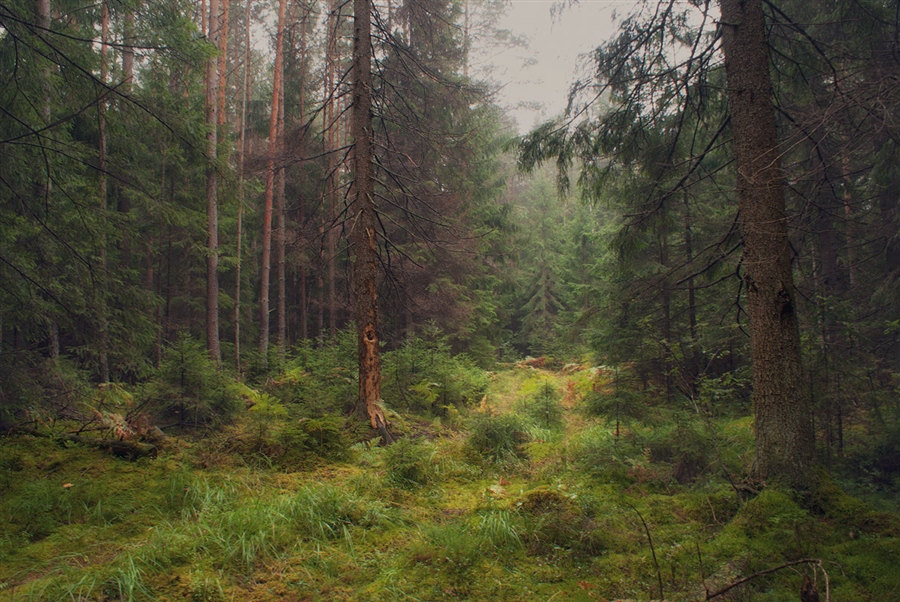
[720,0,814,489]
[276,74,287,357]
[217,0,230,127]
[117,7,134,267]
[258,0,287,365]
[234,0,251,373]
[35,0,58,359]
[299,10,309,341]
[97,0,110,382]
[352,0,391,440]
[325,0,339,341]
[659,222,672,403]
[840,140,857,289]
[683,192,698,382]
[122,10,134,92]
[205,0,222,364]
[462,0,470,78]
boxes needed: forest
[0,0,898,599]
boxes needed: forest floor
[1,364,898,601]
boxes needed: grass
[1,364,898,601]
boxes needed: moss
[1,365,899,601]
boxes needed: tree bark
[234,0,252,373]
[299,10,309,342]
[352,0,391,441]
[258,0,287,365]
[97,0,110,382]
[276,72,287,357]
[719,0,815,489]
[326,0,339,341]
[217,0,230,127]
[205,0,222,365]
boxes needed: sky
[488,1,638,133]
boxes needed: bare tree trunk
[325,0,339,341]
[234,0,252,373]
[720,0,815,489]
[659,222,672,403]
[276,72,287,357]
[299,9,309,341]
[352,0,391,441]
[217,0,230,127]
[122,10,134,90]
[97,0,110,382]
[205,0,222,365]
[258,0,287,366]
[840,139,858,289]
[35,0,58,359]
[683,192,699,380]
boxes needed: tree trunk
[205,0,222,365]
[719,0,815,489]
[276,73,287,357]
[325,0,339,341]
[217,0,230,127]
[122,10,134,92]
[352,0,392,441]
[683,192,699,382]
[234,0,252,373]
[299,10,309,341]
[97,0,110,382]
[258,0,287,365]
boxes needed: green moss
[1,365,898,601]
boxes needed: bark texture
[352,0,391,441]
[719,0,815,489]
[258,0,286,364]
[205,0,221,364]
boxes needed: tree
[205,0,222,364]
[352,0,392,440]
[719,0,814,488]
[258,0,287,366]
[519,0,819,488]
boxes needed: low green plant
[410,521,482,577]
[382,327,489,415]
[286,485,369,541]
[644,418,714,484]
[269,329,358,417]
[570,423,644,484]
[466,413,530,461]
[383,437,435,488]
[517,380,563,431]
[142,334,240,428]
[470,508,522,551]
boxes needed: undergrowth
[1,360,898,601]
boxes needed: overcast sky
[489,1,637,133]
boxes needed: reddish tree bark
[258,0,287,364]
[234,0,252,372]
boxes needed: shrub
[466,413,530,461]
[383,437,435,488]
[569,423,646,484]
[382,328,489,415]
[267,328,358,417]
[409,521,482,577]
[517,380,563,431]
[514,488,605,557]
[644,419,714,484]
[142,334,240,428]
[211,415,352,469]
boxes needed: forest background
[1,0,900,599]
